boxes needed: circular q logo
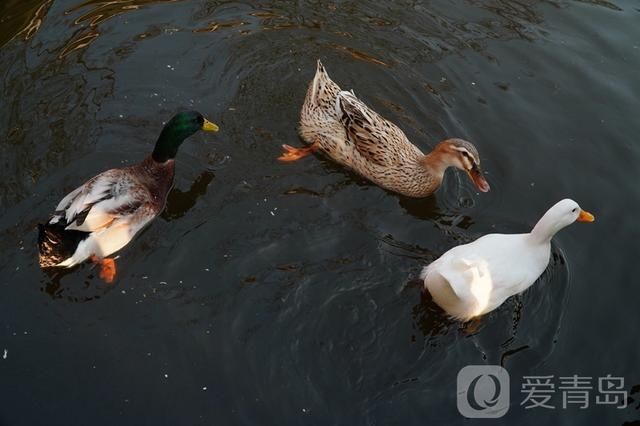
[457,365,510,418]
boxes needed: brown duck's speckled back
[298,60,443,198]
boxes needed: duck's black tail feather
[37,223,89,268]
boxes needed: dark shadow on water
[411,286,493,339]
[397,193,476,231]
[279,153,376,199]
[40,264,116,302]
[622,391,640,426]
[411,284,452,339]
[378,234,435,261]
[161,169,215,221]
[500,344,530,367]
[396,195,439,221]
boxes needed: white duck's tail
[419,265,430,281]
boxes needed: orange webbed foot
[462,317,483,336]
[99,258,116,284]
[90,255,117,284]
[277,142,319,162]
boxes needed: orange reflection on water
[17,0,54,41]
[59,0,182,57]
[0,0,54,46]
[330,43,389,67]
[193,19,248,34]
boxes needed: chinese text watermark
[457,366,628,418]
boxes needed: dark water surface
[1,0,639,424]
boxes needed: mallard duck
[38,111,219,283]
[278,60,490,197]
[421,199,595,321]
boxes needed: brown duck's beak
[467,167,490,193]
[202,118,219,132]
[577,209,595,222]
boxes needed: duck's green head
[152,111,219,162]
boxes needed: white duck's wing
[423,252,493,320]
[336,90,419,167]
[421,257,473,320]
[423,234,547,319]
[50,168,152,233]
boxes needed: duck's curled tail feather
[37,223,89,268]
[310,60,325,104]
[306,59,341,108]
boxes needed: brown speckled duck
[38,111,219,283]
[279,60,490,197]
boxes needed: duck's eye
[572,208,577,213]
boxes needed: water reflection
[60,0,183,57]
[1,0,625,65]
[0,0,52,46]
[572,0,622,11]
[161,170,215,220]
[3,0,562,62]
[411,287,451,339]
[377,233,435,261]
[40,262,116,301]
[0,53,114,207]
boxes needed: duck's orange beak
[467,168,490,193]
[577,209,595,222]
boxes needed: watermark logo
[457,365,510,418]
[456,366,628,418]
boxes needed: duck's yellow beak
[577,209,595,222]
[202,118,219,132]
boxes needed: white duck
[420,199,594,321]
